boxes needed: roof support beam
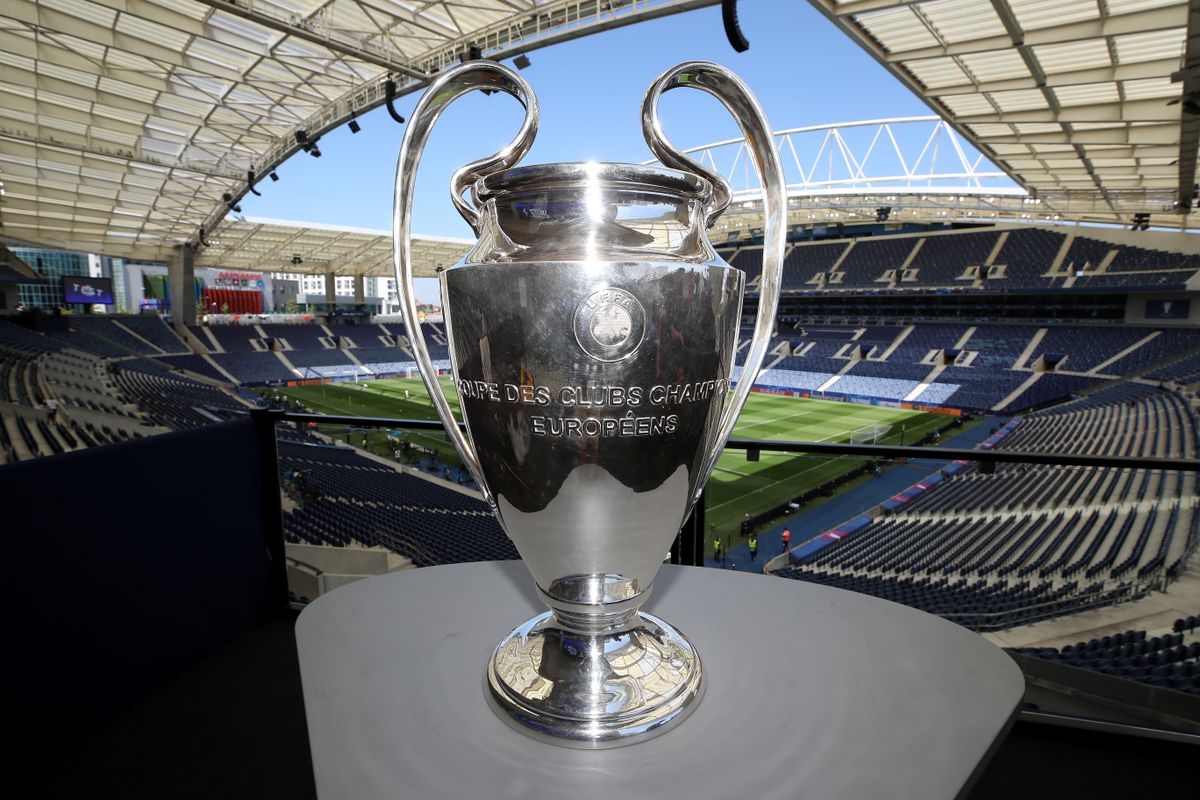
[190,0,429,80]
[957,97,1181,124]
[975,123,1179,146]
[1176,0,1200,210]
[884,6,1185,61]
[0,132,242,181]
[927,57,1181,98]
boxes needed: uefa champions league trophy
[393,60,784,747]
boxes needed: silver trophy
[394,60,784,747]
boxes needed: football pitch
[272,377,949,538]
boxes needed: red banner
[203,288,262,315]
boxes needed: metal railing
[259,408,1200,568]
[264,408,1200,473]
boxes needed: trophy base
[486,610,704,749]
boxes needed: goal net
[849,423,892,445]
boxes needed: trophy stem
[550,606,640,635]
[486,610,704,748]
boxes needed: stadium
[2,0,1199,796]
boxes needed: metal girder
[190,0,720,251]
[1177,0,1200,210]
[191,0,428,80]
[925,57,1181,98]
[648,117,1013,194]
[955,98,1180,125]
[193,218,470,278]
[806,0,1196,220]
[881,7,1184,62]
[0,0,718,262]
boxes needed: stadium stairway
[110,319,169,355]
[994,373,1043,412]
[715,417,1003,573]
[1088,331,1160,376]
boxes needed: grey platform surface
[295,562,1024,800]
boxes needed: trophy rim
[486,610,705,749]
[475,161,711,202]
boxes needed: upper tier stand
[296,561,1024,800]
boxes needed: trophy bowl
[394,61,785,748]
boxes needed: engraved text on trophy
[456,378,730,438]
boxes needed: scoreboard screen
[63,277,114,305]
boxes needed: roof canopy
[0,0,714,261]
[811,0,1200,226]
[197,217,467,277]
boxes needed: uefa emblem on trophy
[393,60,784,747]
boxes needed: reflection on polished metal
[393,59,786,747]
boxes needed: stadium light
[222,192,241,213]
[514,54,531,70]
[269,172,279,182]
[348,119,361,134]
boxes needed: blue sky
[239,0,942,240]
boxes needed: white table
[296,561,1023,800]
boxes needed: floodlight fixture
[348,119,361,134]
[514,54,531,70]
[269,172,279,182]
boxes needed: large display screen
[1145,298,1190,320]
[62,277,114,305]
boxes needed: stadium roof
[196,217,468,277]
[0,0,716,262]
[810,0,1200,226]
[4,0,1199,269]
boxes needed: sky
[237,0,948,301]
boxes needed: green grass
[706,393,946,536]
[268,377,462,462]
[266,378,953,545]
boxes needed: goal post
[849,423,893,445]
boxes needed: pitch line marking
[707,430,848,513]
[735,407,821,432]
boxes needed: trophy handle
[641,61,787,504]
[393,61,539,497]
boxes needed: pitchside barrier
[748,384,969,416]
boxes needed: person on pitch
[781,528,791,553]
[748,535,758,562]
